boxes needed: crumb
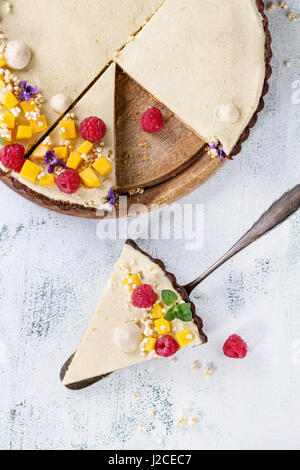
[188,416,198,426]
[148,409,155,417]
[138,425,147,433]
[132,394,139,401]
[284,61,291,67]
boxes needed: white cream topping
[118,0,266,155]
[4,40,31,70]
[216,103,240,124]
[114,323,141,353]
[50,94,72,114]
[62,243,202,386]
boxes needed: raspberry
[155,335,179,357]
[223,334,248,359]
[56,169,80,194]
[132,284,156,308]
[141,107,165,134]
[80,116,106,143]
[0,144,25,172]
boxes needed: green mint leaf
[164,306,177,322]
[175,303,193,322]
[0,137,4,146]
[162,290,178,306]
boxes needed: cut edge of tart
[60,239,207,390]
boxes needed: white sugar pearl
[5,41,31,70]
[50,93,71,114]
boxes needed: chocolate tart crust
[0,0,272,218]
[60,239,207,390]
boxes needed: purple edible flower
[209,142,217,151]
[19,80,38,102]
[107,187,118,206]
[44,150,66,174]
[218,147,227,163]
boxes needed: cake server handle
[184,184,300,295]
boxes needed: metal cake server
[184,184,300,294]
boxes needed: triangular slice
[115,65,206,192]
[61,240,207,390]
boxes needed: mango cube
[155,318,171,335]
[0,112,15,129]
[152,304,164,319]
[67,152,83,170]
[123,274,142,292]
[20,99,39,114]
[79,167,100,188]
[143,337,157,353]
[59,120,76,139]
[30,115,48,134]
[175,329,194,348]
[77,140,93,155]
[92,156,112,176]
[53,146,68,161]
[39,174,55,186]
[32,144,51,160]
[0,56,6,67]
[0,79,5,89]
[16,125,32,140]
[3,130,12,142]
[2,91,19,110]
[20,160,41,183]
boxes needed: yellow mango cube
[4,130,12,142]
[67,152,83,170]
[92,156,112,176]
[155,318,171,335]
[16,125,32,140]
[39,174,55,186]
[175,329,194,348]
[59,120,76,139]
[152,304,165,319]
[53,146,68,161]
[30,115,48,134]
[0,112,15,129]
[20,160,41,183]
[32,144,51,160]
[0,79,5,89]
[2,91,19,110]
[77,140,93,155]
[143,337,157,352]
[79,167,100,187]
[20,99,38,114]
[0,56,6,67]
[123,274,142,292]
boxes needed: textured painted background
[0,2,300,450]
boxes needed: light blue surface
[0,2,299,450]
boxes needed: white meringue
[50,93,72,114]
[4,40,31,70]
[216,103,240,124]
[113,323,141,353]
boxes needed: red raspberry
[141,107,165,134]
[132,284,156,308]
[56,169,80,194]
[223,334,248,359]
[0,144,25,172]
[80,116,106,143]
[155,335,179,357]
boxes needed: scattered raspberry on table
[223,334,248,359]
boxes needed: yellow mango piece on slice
[30,115,48,134]
[2,91,19,110]
[0,57,6,67]
[0,112,15,129]
[77,140,93,155]
[16,125,32,140]
[32,144,51,160]
[175,329,194,348]
[39,174,55,186]
[20,99,39,114]
[155,318,171,335]
[152,304,164,319]
[92,156,112,176]
[79,167,101,188]
[53,146,68,161]
[20,160,41,183]
[59,120,76,139]
[67,152,83,170]
[123,274,142,292]
[143,337,157,352]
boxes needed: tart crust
[0,0,272,217]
